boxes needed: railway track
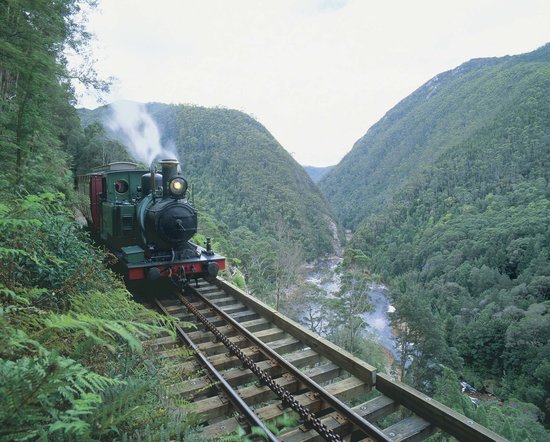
[143,278,506,441]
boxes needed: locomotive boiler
[79,159,225,283]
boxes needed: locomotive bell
[160,159,179,198]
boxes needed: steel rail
[176,288,343,441]
[184,284,392,442]
[153,297,279,442]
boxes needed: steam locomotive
[79,159,225,284]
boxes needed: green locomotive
[79,159,225,284]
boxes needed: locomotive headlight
[169,177,187,198]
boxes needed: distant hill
[78,103,335,260]
[320,43,550,426]
[303,165,334,183]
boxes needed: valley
[1,1,549,437]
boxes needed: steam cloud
[108,101,178,166]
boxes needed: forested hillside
[321,43,550,229]
[150,103,335,260]
[322,44,550,436]
[0,2,196,440]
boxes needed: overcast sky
[77,0,550,167]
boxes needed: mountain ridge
[320,43,550,229]
[319,42,550,428]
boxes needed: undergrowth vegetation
[0,192,197,441]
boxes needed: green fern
[0,193,196,440]
[88,378,150,439]
[0,351,120,441]
[0,194,115,295]
[69,289,174,327]
[0,247,39,263]
[0,218,41,228]
[0,287,31,306]
[43,313,166,353]
[20,193,67,216]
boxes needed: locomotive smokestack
[160,159,179,198]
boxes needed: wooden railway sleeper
[177,287,345,442]
[154,297,279,442]
[184,284,393,442]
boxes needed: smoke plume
[108,101,178,166]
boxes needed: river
[291,256,399,359]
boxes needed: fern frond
[48,393,101,436]
[0,218,42,228]
[0,203,9,217]
[0,247,35,260]
[89,378,150,439]
[43,313,115,352]
[69,289,177,335]
[0,287,31,305]
[44,313,167,353]
[0,351,120,441]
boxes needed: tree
[69,122,134,175]
[433,367,475,418]
[321,249,373,355]
[503,302,550,415]
[390,277,447,386]
[271,215,304,311]
[0,0,107,190]
[285,282,330,335]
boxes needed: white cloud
[77,0,550,166]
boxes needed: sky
[76,0,550,167]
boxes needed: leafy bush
[0,193,192,440]
[0,192,119,300]
[0,349,119,441]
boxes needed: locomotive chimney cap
[159,159,179,166]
